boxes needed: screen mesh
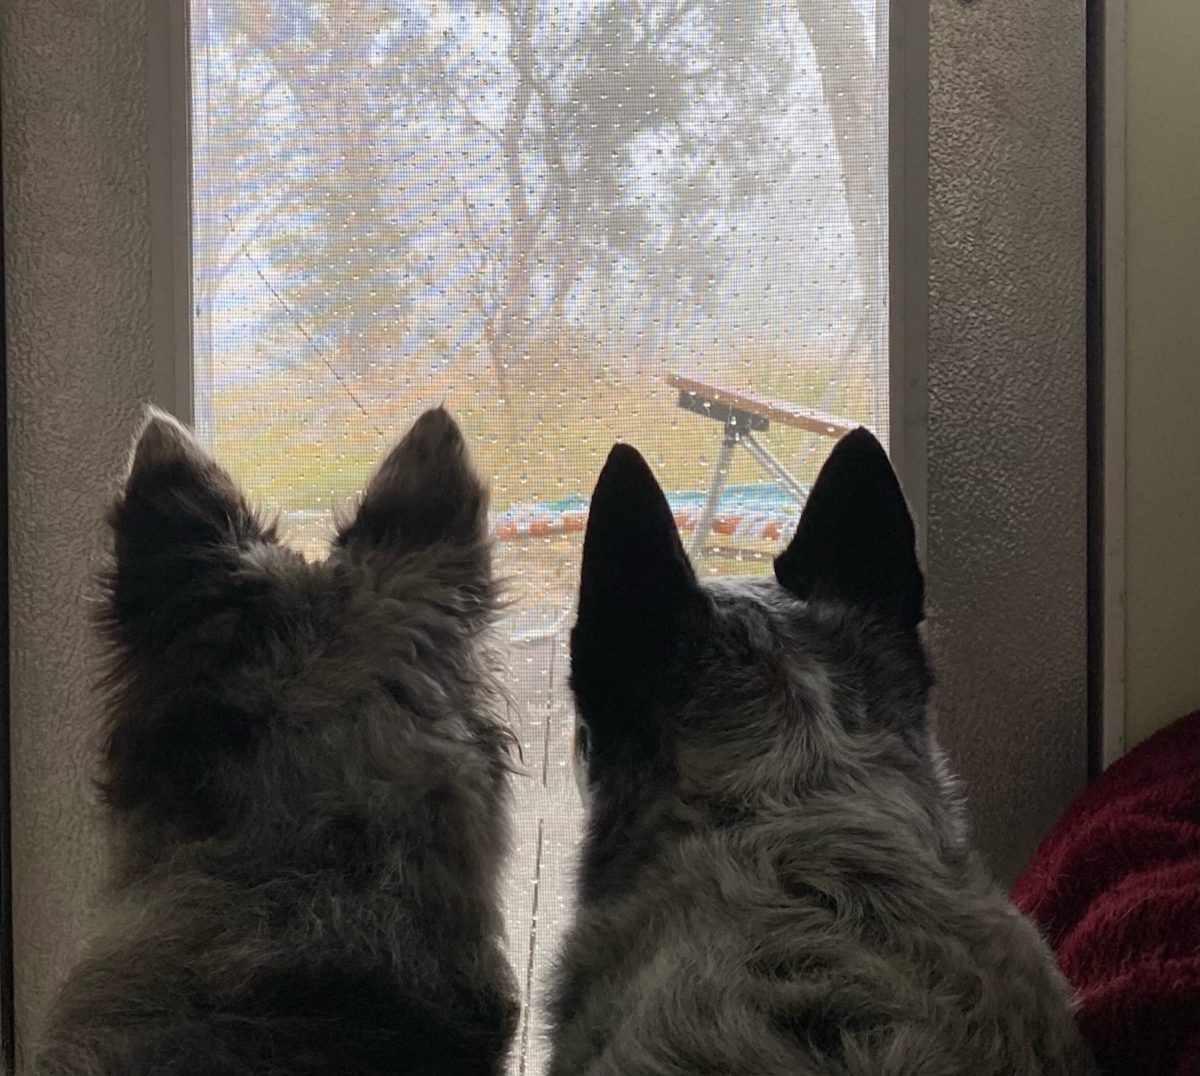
[189,2,888,1068]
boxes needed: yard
[210,342,877,595]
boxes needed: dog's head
[570,429,955,901]
[99,406,511,876]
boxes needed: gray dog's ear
[570,444,709,741]
[774,427,924,629]
[106,407,271,648]
[336,407,488,556]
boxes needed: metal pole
[686,424,738,560]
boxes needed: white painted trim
[889,0,929,562]
[1101,0,1127,768]
[148,0,194,426]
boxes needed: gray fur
[33,407,518,1076]
[550,434,1095,1076]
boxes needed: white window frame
[148,0,195,432]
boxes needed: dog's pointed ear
[774,427,923,629]
[336,407,488,557]
[570,444,709,727]
[107,407,270,646]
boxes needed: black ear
[774,427,924,629]
[336,407,488,555]
[107,407,271,650]
[570,444,709,726]
[100,410,270,830]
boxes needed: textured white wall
[927,1,1088,881]
[1,0,154,1064]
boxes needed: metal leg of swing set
[688,427,810,559]
[686,430,738,560]
[738,432,809,504]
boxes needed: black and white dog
[550,429,1094,1076]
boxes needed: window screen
[189,2,889,1068]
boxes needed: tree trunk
[493,0,540,396]
[795,0,887,432]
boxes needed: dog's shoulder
[36,926,518,1076]
[552,813,1089,1075]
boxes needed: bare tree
[794,0,887,423]
[197,1,431,377]
[425,0,796,392]
[197,1,880,409]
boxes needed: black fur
[774,426,924,629]
[33,407,519,1076]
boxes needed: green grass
[209,340,877,524]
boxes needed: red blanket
[1012,710,1200,1076]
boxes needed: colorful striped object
[490,482,809,543]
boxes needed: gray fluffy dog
[33,407,518,1076]
[550,429,1095,1076]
